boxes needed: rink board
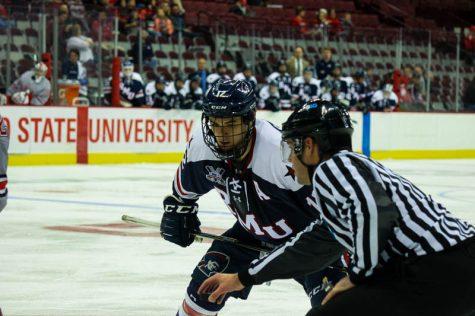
[0,106,474,165]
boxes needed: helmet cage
[202,110,255,160]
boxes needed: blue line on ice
[9,196,231,216]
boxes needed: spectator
[160,1,171,16]
[123,9,140,35]
[340,12,353,37]
[229,0,248,16]
[394,65,413,104]
[47,4,74,54]
[463,26,475,64]
[371,83,398,112]
[291,66,319,107]
[91,11,113,43]
[169,3,185,34]
[183,75,204,110]
[255,52,271,77]
[292,6,308,34]
[258,80,281,112]
[317,8,330,30]
[6,62,51,106]
[67,24,95,64]
[189,58,209,92]
[233,63,257,89]
[286,46,309,78]
[0,4,13,29]
[462,76,475,111]
[267,60,293,109]
[328,8,341,34]
[207,61,231,86]
[132,30,156,68]
[411,65,426,104]
[153,8,174,38]
[61,48,88,97]
[315,47,335,80]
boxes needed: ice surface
[1,160,474,315]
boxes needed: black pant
[307,237,475,316]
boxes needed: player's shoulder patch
[184,128,220,163]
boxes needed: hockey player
[349,69,373,111]
[319,64,351,107]
[199,99,475,316]
[267,60,293,109]
[258,80,281,112]
[371,84,398,112]
[160,80,345,315]
[149,75,169,109]
[292,66,320,107]
[105,60,145,107]
[5,62,51,106]
[0,116,8,212]
[165,76,187,109]
[233,64,257,89]
[182,75,204,110]
[206,61,231,86]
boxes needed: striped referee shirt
[238,150,475,286]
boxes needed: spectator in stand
[292,6,308,35]
[152,8,174,38]
[340,12,353,37]
[316,8,330,31]
[123,9,140,35]
[207,61,231,86]
[411,65,426,104]
[229,0,249,16]
[5,63,51,106]
[255,52,271,77]
[160,1,171,16]
[267,60,293,109]
[66,23,95,65]
[132,30,157,68]
[372,83,398,112]
[286,46,309,78]
[394,65,413,104]
[169,3,185,34]
[189,57,209,92]
[0,4,13,29]
[328,9,341,34]
[462,76,475,111]
[47,4,74,54]
[92,11,113,44]
[233,63,257,89]
[61,48,88,97]
[315,47,335,80]
[463,26,475,65]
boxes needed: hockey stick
[121,215,274,253]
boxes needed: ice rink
[1,159,475,316]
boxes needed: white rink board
[0,160,474,315]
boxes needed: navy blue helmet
[202,79,257,160]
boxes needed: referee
[198,99,475,316]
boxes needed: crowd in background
[0,0,474,110]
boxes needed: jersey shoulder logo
[205,165,225,186]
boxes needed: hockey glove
[160,195,201,247]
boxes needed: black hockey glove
[160,195,201,247]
